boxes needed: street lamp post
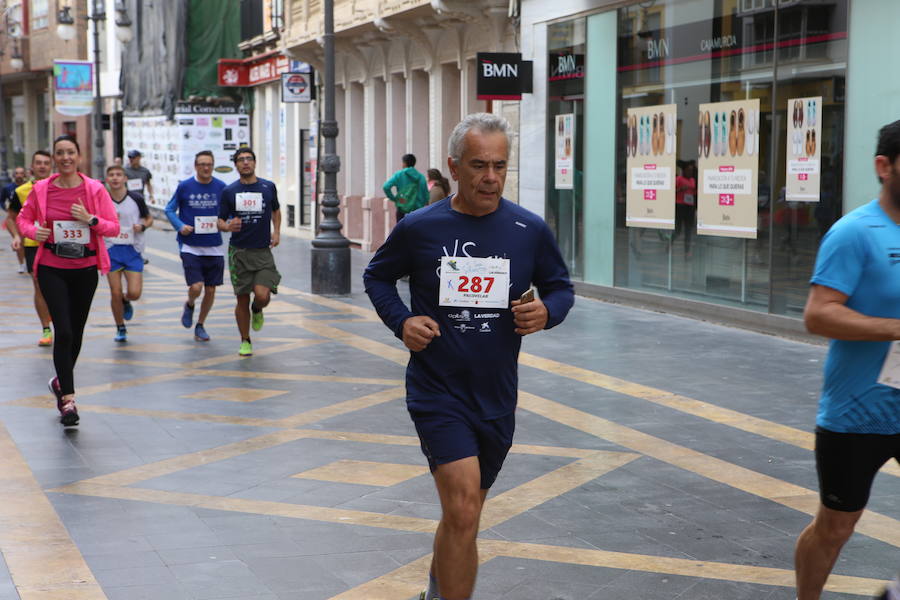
[310,0,351,296]
[57,1,132,179]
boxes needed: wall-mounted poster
[53,60,93,117]
[697,99,760,239]
[625,104,677,229]
[786,96,822,202]
[554,113,574,190]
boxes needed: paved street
[0,223,897,600]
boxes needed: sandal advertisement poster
[786,97,822,202]
[625,104,677,229]
[697,99,760,239]
[554,113,575,190]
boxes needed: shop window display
[546,19,586,279]
[613,0,847,316]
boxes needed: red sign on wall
[217,52,298,87]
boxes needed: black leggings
[37,265,98,395]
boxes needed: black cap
[127,149,142,158]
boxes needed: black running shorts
[815,426,900,512]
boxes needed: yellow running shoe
[38,327,52,347]
[239,339,253,357]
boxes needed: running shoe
[48,377,62,404]
[194,323,210,342]
[239,340,253,357]
[17,263,25,274]
[251,308,264,331]
[181,302,194,328]
[38,327,52,347]
[114,325,127,343]
[123,300,134,321]
[59,398,79,426]
[876,579,900,600]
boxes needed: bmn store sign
[476,53,533,101]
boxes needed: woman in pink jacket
[16,135,119,426]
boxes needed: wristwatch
[88,215,99,227]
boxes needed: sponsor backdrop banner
[53,60,93,117]
[786,96,822,202]
[697,99,760,239]
[124,104,250,210]
[554,113,575,190]
[625,104,677,229]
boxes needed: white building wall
[250,79,312,231]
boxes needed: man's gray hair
[448,112,512,164]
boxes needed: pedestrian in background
[15,135,119,426]
[7,151,55,346]
[3,166,29,273]
[673,161,697,257]
[124,149,154,203]
[383,153,428,222]
[427,168,451,205]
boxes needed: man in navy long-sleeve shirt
[364,113,574,600]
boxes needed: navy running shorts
[409,400,515,490]
[108,244,144,272]
[181,252,224,287]
[815,426,900,512]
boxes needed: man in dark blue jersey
[218,147,281,357]
[364,113,574,600]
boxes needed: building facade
[228,0,316,232]
[281,0,519,248]
[0,1,88,171]
[519,0,882,325]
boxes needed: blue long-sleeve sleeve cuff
[165,194,185,232]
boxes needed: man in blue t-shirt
[364,114,574,600]
[217,147,281,357]
[796,120,900,600]
[166,150,227,342]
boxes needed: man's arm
[134,193,154,231]
[144,171,154,201]
[270,209,281,247]
[382,172,398,202]
[804,284,900,341]
[418,173,429,209]
[363,222,415,339]
[164,186,188,232]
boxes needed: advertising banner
[53,60,93,117]
[786,96,822,202]
[554,113,575,190]
[697,99,760,239]
[124,104,251,210]
[625,104,677,229]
